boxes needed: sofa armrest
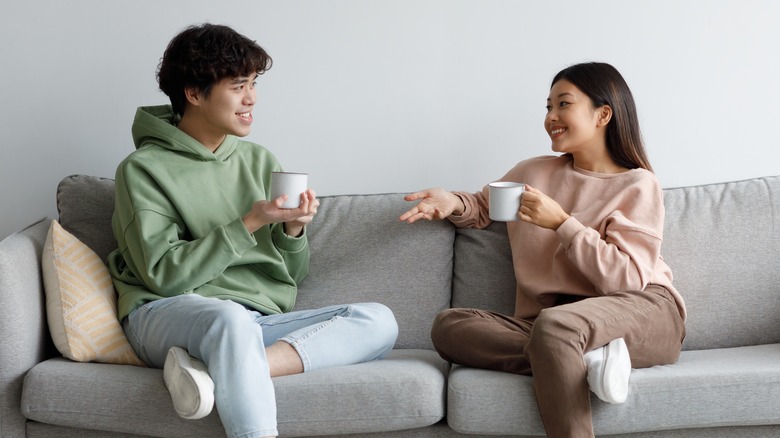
[0,219,56,438]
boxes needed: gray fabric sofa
[2,173,780,438]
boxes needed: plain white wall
[2,0,779,240]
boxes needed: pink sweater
[450,155,686,321]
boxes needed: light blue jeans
[123,294,398,438]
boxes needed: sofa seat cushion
[446,344,780,436]
[22,349,448,437]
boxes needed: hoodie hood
[131,105,237,162]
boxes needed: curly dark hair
[157,23,273,116]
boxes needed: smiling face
[178,73,258,151]
[544,79,609,159]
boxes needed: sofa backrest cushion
[452,175,780,352]
[58,173,780,353]
[296,194,455,350]
[57,175,117,264]
[451,222,516,316]
[55,176,454,350]
[662,175,780,350]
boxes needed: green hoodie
[108,105,309,320]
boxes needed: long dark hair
[552,62,653,172]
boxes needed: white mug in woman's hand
[488,182,525,222]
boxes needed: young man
[108,23,398,438]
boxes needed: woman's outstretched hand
[399,188,464,223]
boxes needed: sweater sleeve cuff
[556,216,585,249]
[223,218,257,254]
[448,192,472,226]
[272,223,308,253]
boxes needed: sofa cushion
[54,176,455,350]
[451,176,780,352]
[661,175,780,350]
[22,349,448,437]
[297,193,455,350]
[446,343,780,435]
[451,222,515,315]
[56,175,117,265]
[41,220,144,366]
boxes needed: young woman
[399,62,686,438]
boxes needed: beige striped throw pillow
[42,220,145,366]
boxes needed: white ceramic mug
[271,172,308,208]
[488,181,525,222]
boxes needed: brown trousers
[431,285,685,438]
